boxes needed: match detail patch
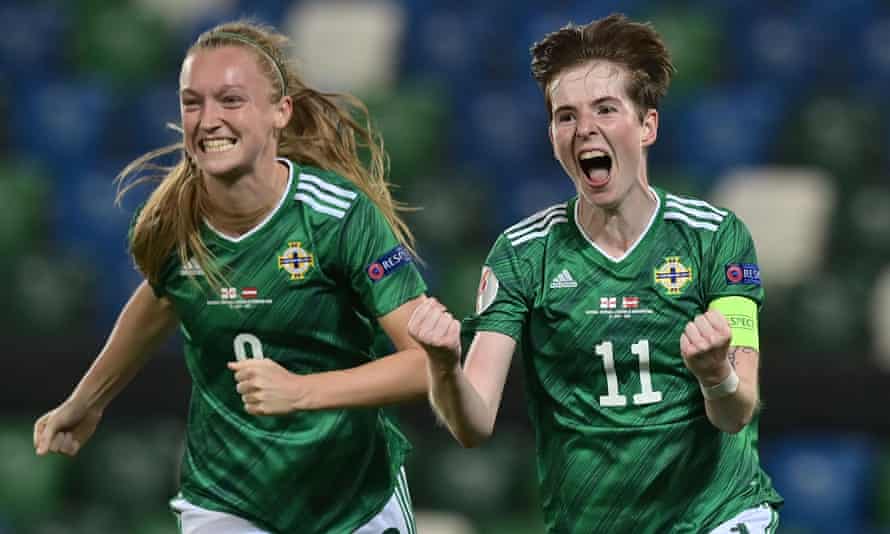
[367,245,413,282]
[725,263,761,286]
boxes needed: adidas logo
[179,257,205,277]
[550,269,577,289]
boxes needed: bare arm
[700,346,759,434]
[681,310,759,434]
[34,280,179,455]
[229,295,429,414]
[408,298,516,447]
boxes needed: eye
[181,100,200,111]
[221,95,245,106]
[555,111,575,123]
[597,104,617,115]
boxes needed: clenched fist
[34,399,103,457]
[228,359,315,415]
[680,309,733,386]
[407,297,462,371]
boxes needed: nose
[198,101,224,131]
[576,112,599,138]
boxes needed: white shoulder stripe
[509,216,568,246]
[300,173,358,200]
[664,212,718,231]
[504,203,568,234]
[295,193,347,218]
[665,193,728,216]
[297,181,352,209]
[507,209,568,240]
[664,200,724,222]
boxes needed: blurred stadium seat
[761,433,878,534]
[9,79,113,174]
[872,267,890,370]
[415,510,476,534]
[0,3,67,79]
[710,166,836,288]
[284,0,405,93]
[664,83,788,186]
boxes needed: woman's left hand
[228,359,316,415]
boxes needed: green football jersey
[147,160,426,533]
[467,188,782,533]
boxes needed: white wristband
[700,369,739,400]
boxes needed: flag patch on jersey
[653,256,693,295]
[725,263,760,286]
[367,245,412,282]
[278,241,314,280]
[241,287,258,299]
[476,266,499,313]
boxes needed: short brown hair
[530,13,675,120]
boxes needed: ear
[273,95,293,130]
[548,121,558,159]
[640,108,658,148]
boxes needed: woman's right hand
[33,399,103,457]
[407,297,462,371]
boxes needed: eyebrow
[552,96,620,114]
[179,84,246,96]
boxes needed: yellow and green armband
[708,296,759,351]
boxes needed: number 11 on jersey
[595,339,663,407]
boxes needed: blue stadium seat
[9,79,113,175]
[116,83,182,159]
[722,7,819,92]
[761,433,878,534]
[52,159,146,325]
[401,1,533,86]
[851,13,890,98]
[661,83,788,188]
[0,4,68,78]
[451,83,550,190]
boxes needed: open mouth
[200,138,238,153]
[579,151,612,187]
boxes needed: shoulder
[660,189,736,234]
[499,201,571,251]
[291,164,367,221]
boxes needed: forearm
[70,282,177,411]
[428,362,496,448]
[703,372,758,434]
[307,348,428,409]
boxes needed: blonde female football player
[34,20,424,534]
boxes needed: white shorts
[171,468,415,534]
[708,503,780,534]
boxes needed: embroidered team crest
[278,241,314,280]
[654,256,693,295]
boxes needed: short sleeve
[338,195,426,317]
[462,234,532,343]
[706,213,764,307]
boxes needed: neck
[203,159,289,237]
[577,184,657,256]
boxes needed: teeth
[203,139,236,152]
[579,150,607,160]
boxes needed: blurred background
[2,0,889,532]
